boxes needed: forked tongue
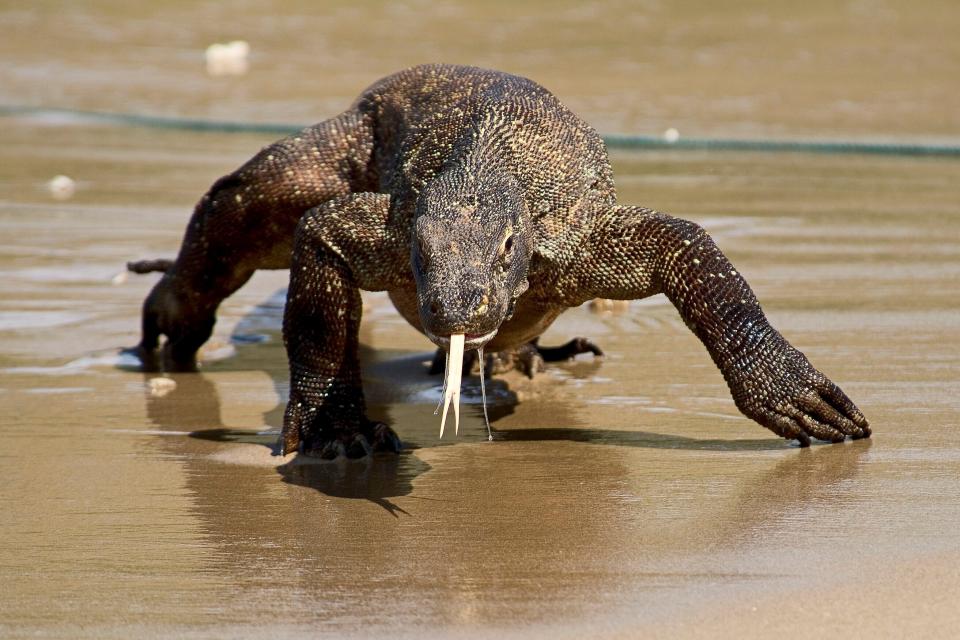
[439,333,464,438]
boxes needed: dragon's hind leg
[428,336,604,379]
[130,110,376,371]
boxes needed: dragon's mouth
[427,328,498,439]
[427,328,498,351]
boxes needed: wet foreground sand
[3,2,960,638]
[2,124,958,638]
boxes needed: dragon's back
[356,64,616,247]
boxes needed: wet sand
[2,2,960,638]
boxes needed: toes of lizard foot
[518,352,545,379]
[795,412,846,443]
[755,407,815,447]
[484,352,514,375]
[305,439,347,460]
[817,380,871,437]
[300,426,400,460]
[345,434,373,459]
[370,423,402,453]
[574,337,604,357]
[122,345,161,372]
[523,359,545,379]
[803,393,867,439]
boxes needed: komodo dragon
[129,63,870,458]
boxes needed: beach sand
[1,2,959,637]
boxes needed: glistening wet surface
[2,2,960,638]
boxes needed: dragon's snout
[420,285,493,335]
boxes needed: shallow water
[2,2,960,638]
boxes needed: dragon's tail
[127,258,174,274]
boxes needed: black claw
[298,422,401,459]
[371,423,402,453]
[517,350,545,379]
[346,434,372,459]
[312,440,345,460]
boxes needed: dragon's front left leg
[560,206,870,446]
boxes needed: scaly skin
[132,64,870,455]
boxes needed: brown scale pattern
[133,64,869,456]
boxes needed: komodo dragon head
[412,168,532,351]
[411,168,533,435]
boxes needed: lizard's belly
[386,287,566,351]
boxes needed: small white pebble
[111,271,128,286]
[663,127,680,143]
[47,175,76,200]
[205,40,250,76]
[148,377,177,398]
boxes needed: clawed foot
[283,399,402,459]
[487,342,545,378]
[428,336,604,379]
[299,423,403,460]
[129,273,215,372]
[727,334,871,446]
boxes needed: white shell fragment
[148,377,177,398]
[439,333,464,438]
[663,127,680,143]
[205,40,250,76]
[47,175,76,200]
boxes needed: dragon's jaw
[427,328,498,351]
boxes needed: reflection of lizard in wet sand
[141,372,872,615]
[129,64,869,457]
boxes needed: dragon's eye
[415,238,430,267]
[502,234,514,255]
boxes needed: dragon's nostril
[429,302,440,316]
